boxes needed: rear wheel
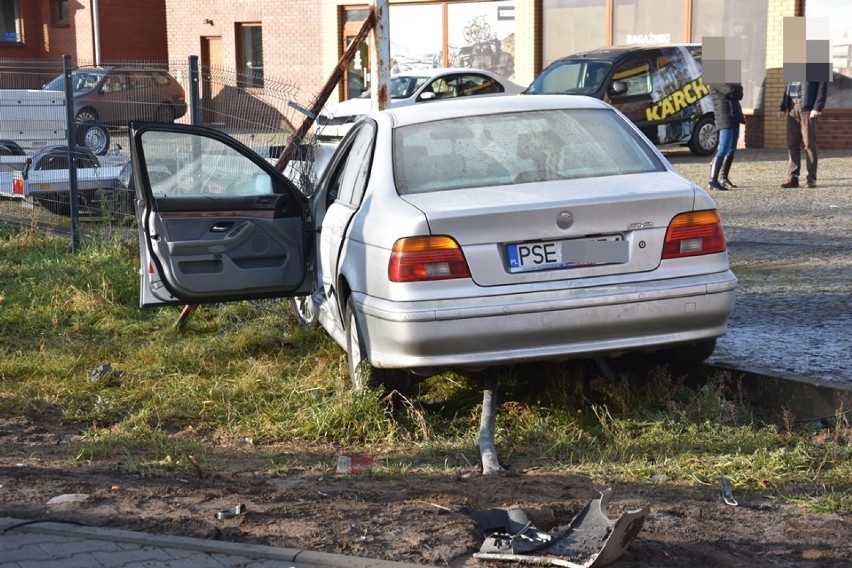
[0,140,25,156]
[661,338,718,367]
[76,121,110,155]
[35,193,71,216]
[345,297,401,391]
[688,115,718,156]
[155,104,175,123]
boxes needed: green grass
[1,226,850,512]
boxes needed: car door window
[610,59,652,99]
[421,76,457,100]
[456,73,504,97]
[332,122,375,207]
[139,130,276,198]
[102,74,127,93]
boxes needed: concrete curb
[0,517,428,568]
[707,363,852,420]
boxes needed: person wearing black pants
[707,83,745,191]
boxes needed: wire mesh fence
[0,56,318,245]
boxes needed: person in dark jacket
[707,83,745,190]
[777,81,828,188]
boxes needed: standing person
[707,83,745,190]
[778,81,828,188]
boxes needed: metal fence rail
[0,56,316,245]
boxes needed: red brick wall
[97,0,168,62]
[166,0,324,108]
[0,0,167,64]
[0,0,47,58]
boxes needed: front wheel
[688,116,718,156]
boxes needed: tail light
[388,236,471,282]
[12,177,23,195]
[662,210,727,259]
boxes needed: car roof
[392,67,507,80]
[551,43,700,63]
[383,93,611,127]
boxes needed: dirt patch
[0,414,848,567]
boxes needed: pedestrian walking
[707,83,745,191]
[777,80,828,188]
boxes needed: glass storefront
[542,0,770,111]
[806,0,852,108]
[691,0,768,110]
[344,1,516,99]
[542,0,607,66]
[613,0,685,46]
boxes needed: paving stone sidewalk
[0,517,424,568]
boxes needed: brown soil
[0,414,849,568]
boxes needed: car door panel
[132,122,312,306]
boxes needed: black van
[525,44,717,156]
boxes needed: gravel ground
[663,147,851,384]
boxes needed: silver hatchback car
[130,95,736,387]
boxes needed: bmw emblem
[556,210,574,230]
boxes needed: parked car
[43,66,187,155]
[129,95,736,389]
[315,67,523,139]
[525,44,718,155]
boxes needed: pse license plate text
[506,236,627,273]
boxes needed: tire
[290,295,319,329]
[76,121,110,156]
[345,297,401,391]
[35,193,71,217]
[0,140,24,156]
[155,104,175,123]
[75,108,99,125]
[688,115,718,156]
[661,338,718,367]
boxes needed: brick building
[0,0,168,63]
[158,0,850,150]
[6,1,844,148]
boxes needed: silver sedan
[130,94,736,388]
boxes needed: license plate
[506,235,628,273]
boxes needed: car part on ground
[473,489,650,567]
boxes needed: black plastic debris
[473,489,649,567]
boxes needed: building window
[805,1,852,109]
[52,0,69,25]
[613,0,685,46]
[237,23,264,88]
[691,0,768,111]
[0,0,21,43]
[543,0,606,67]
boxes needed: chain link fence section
[0,56,318,244]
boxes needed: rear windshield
[393,108,664,195]
[526,60,612,95]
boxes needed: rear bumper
[354,271,737,371]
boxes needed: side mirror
[608,80,628,97]
[418,92,437,101]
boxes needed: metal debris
[215,503,246,520]
[720,476,738,506]
[474,489,649,568]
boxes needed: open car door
[131,123,313,307]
